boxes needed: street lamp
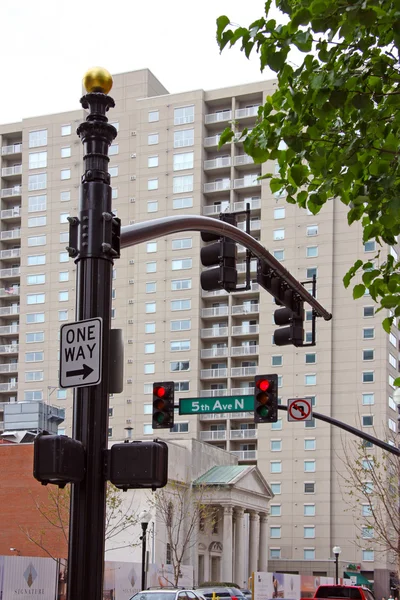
[333,546,341,584]
[139,510,152,591]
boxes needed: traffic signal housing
[273,306,304,347]
[33,432,85,487]
[108,440,168,491]
[200,213,237,292]
[254,374,278,423]
[152,381,175,429]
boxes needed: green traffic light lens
[258,406,269,417]
[154,412,165,424]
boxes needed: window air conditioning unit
[129,279,134,284]
[128,319,134,325]
[131,153,136,158]
[127,358,133,363]
[131,131,137,136]
[129,259,135,265]
[127,398,132,404]
[130,198,135,203]
[127,378,132,384]
[126,418,132,424]
[128,299,134,304]
[128,339,133,344]
[130,175,136,181]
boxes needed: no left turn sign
[287,398,313,421]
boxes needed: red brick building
[0,442,68,558]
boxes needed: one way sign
[59,318,103,388]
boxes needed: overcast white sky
[0,0,282,125]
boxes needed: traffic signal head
[273,306,304,347]
[108,440,168,491]
[152,381,174,429]
[254,374,278,423]
[200,214,237,292]
[33,433,85,487]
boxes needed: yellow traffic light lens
[257,392,269,405]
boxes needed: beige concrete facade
[0,68,398,586]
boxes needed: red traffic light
[256,378,270,392]
[154,385,166,398]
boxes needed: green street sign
[179,395,254,415]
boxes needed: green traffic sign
[179,395,254,415]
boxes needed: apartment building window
[271,419,282,431]
[29,152,47,170]
[146,242,157,253]
[60,232,69,243]
[304,460,316,472]
[146,262,157,273]
[173,175,193,194]
[270,483,281,495]
[28,216,47,229]
[174,129,194,148]
[307,225,318,236]
[148,178,158,191]
[306,267,317,279]
[108,144,118,156]
[25,391,43,401]
[274,207,285,219]
[28,173,47,191]
[304,526,315,538]
[145,322,156,334]
[26,312,45,324]
[270,440,282,452]
[389,332,397,347]
[109,166,118,177]
[59,291,68,302]
[60,213,69,224]
[171,299,191,311]
[362,415,374,427]
[146,282,156,294]
[273,229,285,241]
[173,152,194,171]
[174,106,194,125]
[363,349,374,361]
[305,374,316,385]
[27,293,45,305]
[363,306,374,318]
[59,310,68,321]
[362,393,374,405]
[273,249,284,261]
[171,279,192,291]
[147,201,158,213]
[170,361,190,372]
[389,353,397,368]
[60,191,71,202]
[148,133,159,145]
[27,274,45,285]
[170,422,189,433]
[172,258,192,270]
[144,363,155,374]
[304,504,316,516]
[389,395,396,410]
[388,418,396,432]
[26,332,44,343]
[26,371,44,382]
[363,328,375,339]
[362,550,374,561]
[364,241,376,252]
[270,527,281,538]
[61,147,71,158]
[112,188,118,199]
[171,319,191,331]
[148,110,159,122]
[28,235,46,247]
[148,155,158,168]
[59,272,69,282]
[305,353,316,364]
[28,194,47,213]
[272,355,282,366]
[173,196,193,209]
[60,169,71,181]
[59,252,69,262]
[25,352,44,362]
[174,381,190,392]
[143,401,152,412]
[145,343,155,354]
[362,504,373,517]
[362,371,374,383]
[270,461,282,473]
[172,238,192,250]
[145,302,156,314]
[170,340,191,352]
[306,246,318,258]
[304,549,315,560]
[29,130,47,148]
[304,482,315,493]
[269,505,281,517]
[61,125,72,136]
[304,439,316,451]
[270,548,281,559]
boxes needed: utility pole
[66,67,119,600]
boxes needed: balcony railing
[237,220,261,232]
[203,203,230,216]
[1,186,21,198]
[202,288,229,298]
[231,366,259,377]
[205,110,232,124]
[0,286,20,297]
[231,387,253,395]
[204,135,223,147]
[235,106,260,119]
[231,304,259,316]
[234,282,259,294]
[0,249,20,260]
[232,325,259,336]
[2,143,22,156]
[0,229,21,241]
[230,411,254,419]
[234,154,254,167]
[0,363,18,373]
[204,157,231,170]
[201,327,229,338]
[200,368,228,379]
[230,429,257,440]
[231,345,259,357]
[201,306,229,318]
[1,207,21,219]
[0,267,20,278]
[199,411,253,420]
[234,175,260,189]
[230,450,257,460]
[200,430,227,441]
[200,347,229,359]
[204,180,231,193]
[0,325,19,335]
[0,382,18,392]
[1,165,22,177]
[237,261,257,274]
[200,389,229,398]
[233,198,261,211]
[0,344,18,354]
[0,306,20,317]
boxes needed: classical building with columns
[105,439,272,586]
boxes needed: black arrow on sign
[66,364,94,380]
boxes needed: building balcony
[0,286,20,298]
[231,324,259,336]
[204,180,231,194]
[231,387,253,395]
[230,411,253,420]
[1,186,22,199]
[0,325,19,336]
[235,106,260,119]
[2,143,22,156]
[204,156,231,170]
[0,305,20,317]
[200,389,229,398]
[236,261,257,274]
[233,282,259,294]
[1,165,22,178]
[200,430,227,441]
[231,345,259,357]
[200,347,229,359]
[0,344,18,355]
[0,248,21,261]
[0,382,18,393]
[234,130,252,143]
[231,366,258,378]
[203,203,230,216]
[200,368,228,379]
[204,134,230,148]
[0,363,18,374]
[199,410,253,420]
[237,219,261,233]
[233,154,255,168]
[233,197,261,212]
[234,175,260,190]
[205,110,232,125]
[201,327,229,339]
[0,267,20,279]
[202,288,229,298]
[230,428,257,440]
[231,303,259,316]
[0,229,21,242]
[1,207,21,221]
[201,306,229,318]
[231,449,257,461]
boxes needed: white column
[234,507,246,587]
[222,506,233,581]
[259,513,268,572]
[249,511,260,576]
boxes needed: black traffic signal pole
[278,404,400,457]
[66,86,118,599]
[120,216,332,321]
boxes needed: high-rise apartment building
[0,68,398,591]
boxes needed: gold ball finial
[83,67,113,94]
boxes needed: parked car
[241,589,252,600]
[197,587,248,600]
[130,590,206,600]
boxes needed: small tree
[149,481,217,586]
